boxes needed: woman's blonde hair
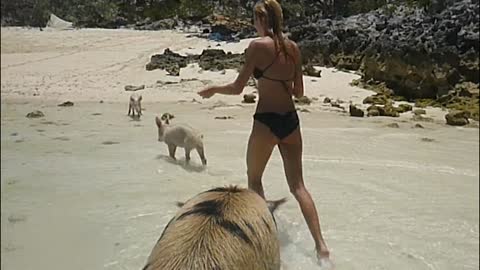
[254,0,290,60]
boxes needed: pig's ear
[267,198,287,213]
[175,201,185,208]
[155,116,162,127]
[139,95,142,101]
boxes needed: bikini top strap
[261,50,281,74]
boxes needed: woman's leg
[246,121,277,199]
[278,128,330,259]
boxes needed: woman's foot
[316,244,330,259]
[316,248,334,269]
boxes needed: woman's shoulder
[284,37,299,50]
[248,37,271,49]
[285,38,301,58]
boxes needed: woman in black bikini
[198,0,331,264]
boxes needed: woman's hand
[198,86,216,99]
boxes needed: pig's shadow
[156,154,206,173]
[129,115,141,122]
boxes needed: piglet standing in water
[155,116,207,165]
[128,93,142,118]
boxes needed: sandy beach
[1,27,479,270]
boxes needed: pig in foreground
[128,93,142,118]
[155,116,207,166]
[142,186,286,270]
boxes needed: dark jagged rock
[243,93,256,104]
[363,94,390,105]
[381,103,400,117]
[349,104,365,117]
[197,49,244,71]
[215,116,234,120]
[58,101,74,107]
[330,101,344,110]
[166,65,180,76]
[413,109,427,115]
[303,64,322,77]
[397,104,413,113]
[204,14,254,41]
[146,48,244,74]
[366,103,400,117]
[367,105,381,117]
[294,96,313,105]
[290,1,479,101]
[146,48,188,72]
[386,123,400,128]
[445,110,470,126]
[125,85,145,91]
[26,110,44,118]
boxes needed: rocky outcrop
[445,110,470,126]
[415,82,479,120]
[197,49,245,71]
[146,48,188,74]
[291,1,479,100]
[146,48,244,75]
[203,14,254,41]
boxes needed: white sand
[1,27,479,270]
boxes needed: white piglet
[128,93,142,117]
[155,116,207,166]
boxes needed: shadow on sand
[156,154,206,173]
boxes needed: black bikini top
[253,51,295,82]
[253,51,296,94]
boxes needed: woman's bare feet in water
[316,248,334,269]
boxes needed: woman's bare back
[253,37,299,113]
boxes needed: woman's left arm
[198,41,258,98]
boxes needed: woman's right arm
[291,42,304,98]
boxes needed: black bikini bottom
[253,110,300,140]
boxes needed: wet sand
[1,27,479,270]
